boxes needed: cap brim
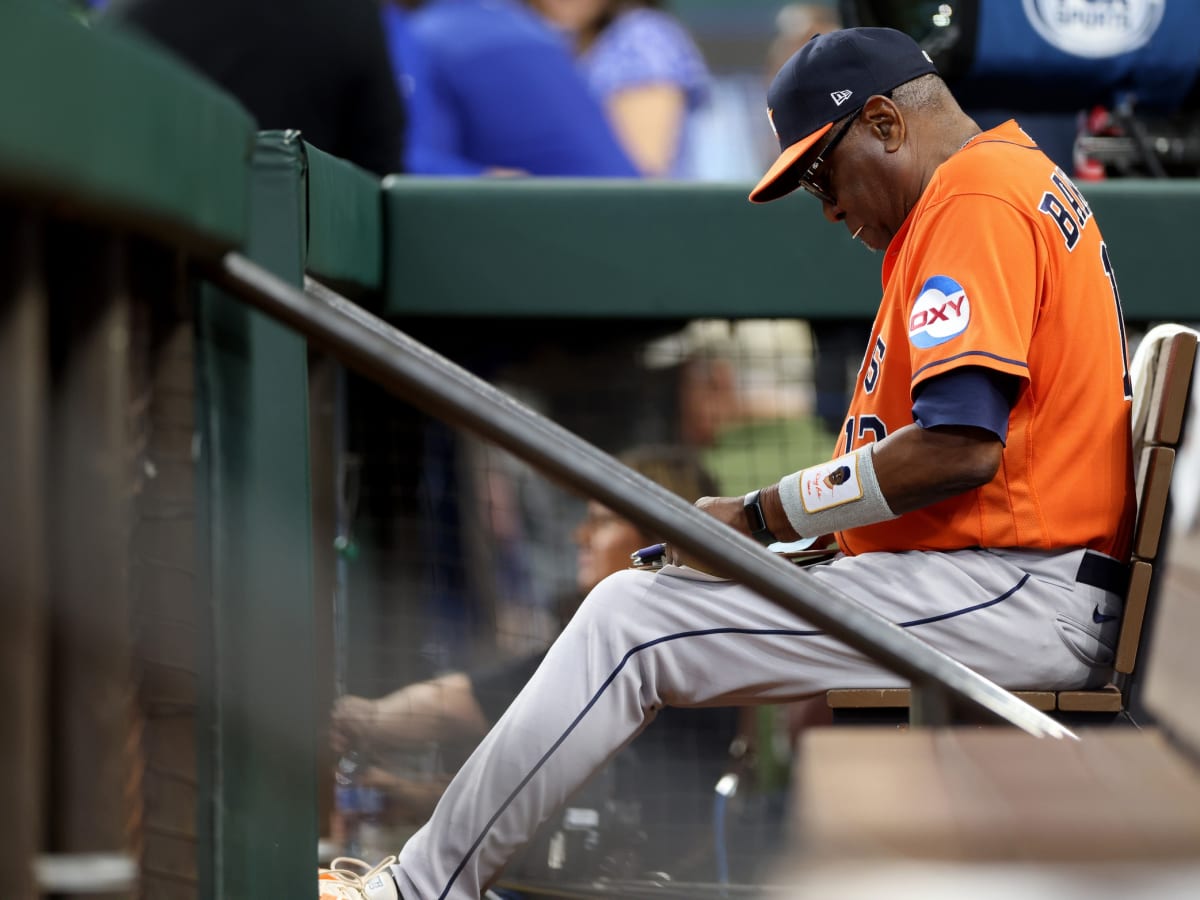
[748,122,833,204]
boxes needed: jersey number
[863,336,886,394]
[1100,241,1133,400]
[842,415,888,453]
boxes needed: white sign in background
[1022,0,1166,59]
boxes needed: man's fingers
[665,544,730,578]
[329,695,376,750]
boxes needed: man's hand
[330,695,378,755]
[661,495,758,573]
[330,674,492,757]
[695,494,748,532]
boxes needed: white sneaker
[318,855,399,900]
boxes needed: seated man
[320,27,1136,900]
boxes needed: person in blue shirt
[528,0,712,179]
[381,0,639,176]
[371,3,640,740]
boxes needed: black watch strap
[743,489,778,546]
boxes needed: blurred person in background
[660,320,831,489]
[367,0,641,681]
[760,3,842,168]
[663,319,836,799]
[380,0,639,176]
[527,0,711,178]
[329,445,744,883]
[763,3,869,439]
[103,0,407,177]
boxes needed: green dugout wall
[3,2,1198,897]
[381,177,1200,322]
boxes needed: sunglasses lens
[799,180,831,204]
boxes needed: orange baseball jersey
[836,120,1135,559]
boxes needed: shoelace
[319,855,398,892]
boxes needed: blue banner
[966,0,1200,111]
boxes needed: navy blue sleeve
[912,367,1020,444]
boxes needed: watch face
[744,490,776,544]
[744,490,765,529]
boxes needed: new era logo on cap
[830,90,853,106]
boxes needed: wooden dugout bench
[826,326,1199,724]
[786,521,1200,888]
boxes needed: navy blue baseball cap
[750,27,937,204]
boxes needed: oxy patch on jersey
[909,275,970,348]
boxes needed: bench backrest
[1142,330,1200,753]
[1112,326,1198,679]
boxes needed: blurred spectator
[651,320,832,492]
[330,445,742,880]
[529,0,711,178]
[369,0,641,676]
[761,5,868,438]
[765,3,841,85]
[381,0,639,176]
[640,319,840,833]
[104,0,407,176]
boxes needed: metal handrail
[209,251,1076,740]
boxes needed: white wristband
[778,444,897,538]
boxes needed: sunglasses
[797,90,894,206]
[796,108,861,206]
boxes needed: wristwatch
[743,489,778,546]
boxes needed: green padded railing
[305,142,383,292]
[380,177,1200,323]
[381,178,866,319]
[1,0,255,250]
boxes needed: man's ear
[863,94,904,152]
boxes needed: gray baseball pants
[393,546,1124,899]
